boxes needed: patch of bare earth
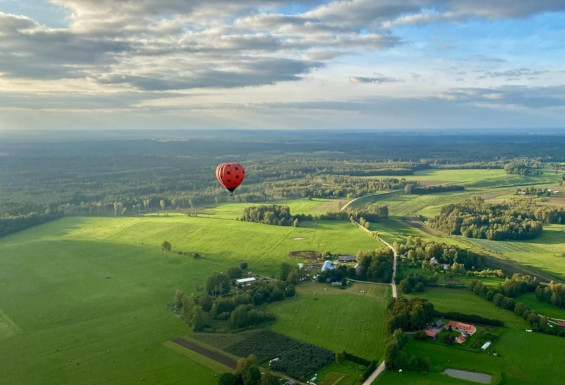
[172,338,237,369]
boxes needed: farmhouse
[425,330,437,338]
[456,334,467,344]
[447,321,476,336]
[557,322,565,328]
[321,260,336,272]
[235,277,257,286]
[338,255,356,263]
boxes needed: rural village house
[447,321,477,335]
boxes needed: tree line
[0,210,62,238]
[262,175,411,199]
[239,204,388,228]
[218,354,280,385]
[427,196,556,240]
[468,275,565,337]
[240,205,296,226]
[504,160,543,176]
[404,183,464,195]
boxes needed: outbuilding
[235,277,257,286]
[338,255,356,263]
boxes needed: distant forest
[1,130,565,237]
[428,197,565,240]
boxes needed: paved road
[352,221,398,299]
[363,361,386,385]
[353,222,398,385]
[377,237,398,299]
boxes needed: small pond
[443,368,492,384]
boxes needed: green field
[268,282,390,360]
[400,169,561,189]
[0,232,219,384]
[358,169,562,219]
[406,287,529,329]
[374,328,565,385]
[514,293,565,320]
[200,198,347,220]
[463,224,565,281]
[45,212,381,276]
[0,209,383,384]
[1,190,565,385]
[316,361,368,385]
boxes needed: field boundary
[170,337,237,369]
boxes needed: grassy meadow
[374,328,565,385]
[406,287,529,329]
[463,224,565,281]
[268,282,390,360]
[400,169,561,189]
[51,210,382,277]
[514,293,565,320]
[0,199,384,385]
[0,229,219,385]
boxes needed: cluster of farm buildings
[424,320,485,346]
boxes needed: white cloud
[1,1,565,130]
[349,75,403,84]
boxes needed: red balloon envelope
[216,162,245,193]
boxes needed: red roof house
[447,321,476,336]
[456,334,467,344]
[425,330,437,338]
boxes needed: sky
[1,0,565,131]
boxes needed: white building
[321,260,335,272]
[235,277,256,286]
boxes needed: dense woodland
[2,131,565,238]
[386,297,435,333]
[504,160,544,176]
[428,196,565,240]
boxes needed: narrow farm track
[352,220,398,385]
[172,338,237,369]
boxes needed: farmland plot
[268,282,389,360]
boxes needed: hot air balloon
[216,162,245,194]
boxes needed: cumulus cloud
[97,57,321,90]
[2,1,563,90]
[1,0,565,131]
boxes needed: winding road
[353,222,398,385]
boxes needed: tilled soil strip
[172,337,237,369]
